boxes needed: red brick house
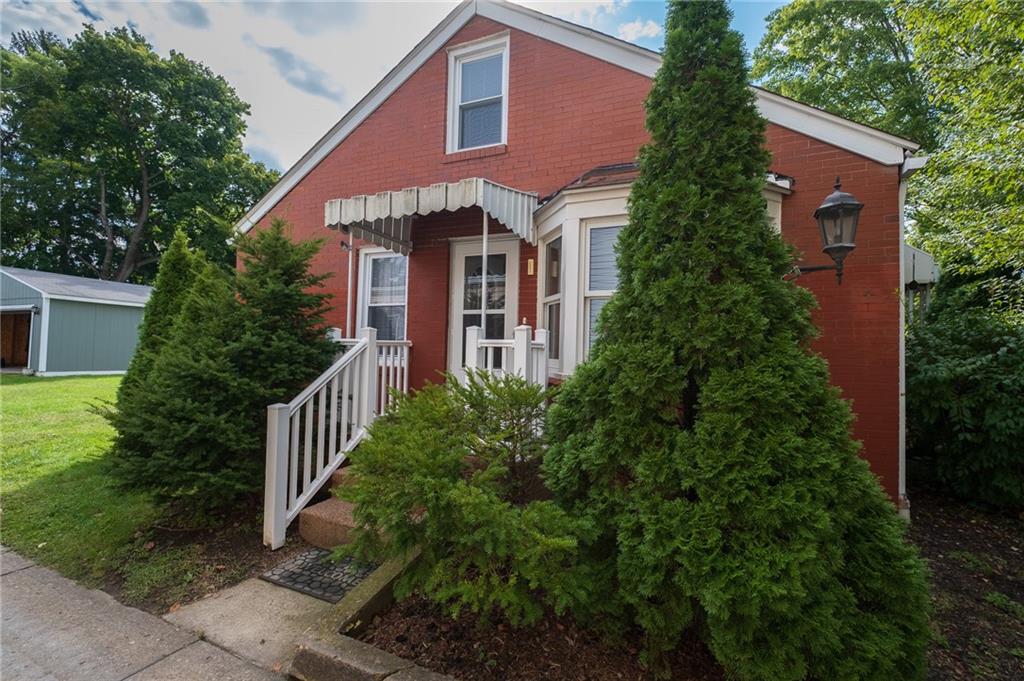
[246,1,924,547]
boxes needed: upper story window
[447,34,509,153]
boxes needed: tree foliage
[341,373,588,626]
[109,220,335,512]
[752,0,937,148]
[108,228,199,473]
[543,2,929,678]
[0,27,278,282]
[907,302,1024,508]
[900,0,1024,310]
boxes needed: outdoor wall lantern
[795,177,864,284]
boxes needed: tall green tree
[107,228,199,479]
[0,27,278,282]
[900,0,1024,311]
[544,3,929,679]
[109,220,335,511]
[752,0,937,148]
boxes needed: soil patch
[361,595,725,681]
[102,498,307,615]
[908,483,1024,680]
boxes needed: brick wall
[249,16,903,500]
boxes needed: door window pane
[545,237,561,297]
[589,226,623,291]
[463,254,506,310]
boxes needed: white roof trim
[235,0,920,235]
[325,177,538,254]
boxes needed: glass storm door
[448,239,519,379]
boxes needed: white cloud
[616,18,662,42]
[517,1,629,25]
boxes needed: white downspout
[481,210,489,339]
[345,230,355,338]
[897,153,927,521]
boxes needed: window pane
[460,54,502,102]
[589,226,623,291]
[368,305,405,341]
[460,99,502,149]
[546,302,560,360]
[587,297,608,352]
[545,237,561,297]
[369,256,406,306]
[463,254,506,311]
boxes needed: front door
[447,238,520,379]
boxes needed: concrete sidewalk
[0,547,282,681]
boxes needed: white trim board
[234,0,920,236]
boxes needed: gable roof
[1,266,152,306]
[235,0,920,235]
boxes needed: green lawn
[0,374,158,583]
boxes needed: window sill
[443,144,507,164]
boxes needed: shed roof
[1,266,152,306]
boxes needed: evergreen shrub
[340,372,588,625]
[907,302,1024,508]
[108,229,200,485]
[542,2,930,678]
[109,219,335,512]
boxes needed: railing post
[533,328,549,386]
[360,327,378,424]
[465,325,481,380]
[513,324,533,380]
[263,403,290,549]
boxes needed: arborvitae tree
[232,218,336,407]
[129,263,262,508]
[543,2,929,679]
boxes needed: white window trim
[538,230,563,372]
[356,247,409,341]
[582,218,626,360]
[446,33,510,154]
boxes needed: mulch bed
[361,483,1024,680]
[362,596,724,681]
[907,483,1024,680]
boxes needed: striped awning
[324,178,538,255]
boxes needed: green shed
[0,266,151,376]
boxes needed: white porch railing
[464,324,549,386]
[264,328,412,549]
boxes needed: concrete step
[328,465,357,492]
[299,498,357,550]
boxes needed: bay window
[542,236,562,363]
[584,224,623,353]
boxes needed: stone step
[329,465,357,491]
[299,497,357,550]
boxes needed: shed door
[1,312,31,367]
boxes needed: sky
[1,1,787,173]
